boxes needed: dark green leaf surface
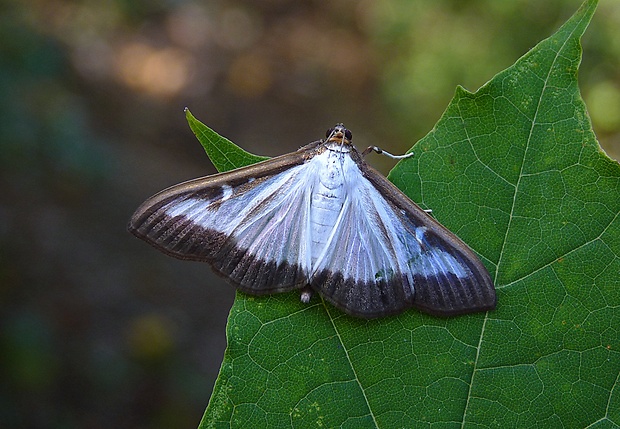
[197,1,619,427]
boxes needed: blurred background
[1,0,618,427]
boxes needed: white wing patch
[161,163,315,273]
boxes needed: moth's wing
[311,162,496,318]
[129,151,316,294]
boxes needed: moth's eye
[325,127,335,138]
[344,129,352,140]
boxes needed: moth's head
[325,124,353,143]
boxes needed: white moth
[129,124,495,318]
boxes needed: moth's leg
[361,146,415,160]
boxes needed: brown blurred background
[1,1,618,428]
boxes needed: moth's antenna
[362,146,414,160]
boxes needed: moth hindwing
[129,124,496,318]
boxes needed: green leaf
[185,108,269,172]
[195,1,619,427]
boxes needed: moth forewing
[128,144,319,295]
[128,142,313,256]
[359,161,496,316]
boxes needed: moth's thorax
[318,143,350,189]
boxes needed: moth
[129,124,495,318]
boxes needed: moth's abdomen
[310,184,345,266]
[309,147,348,268]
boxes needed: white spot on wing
[221,184,233,201]
[415,226,427,245]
